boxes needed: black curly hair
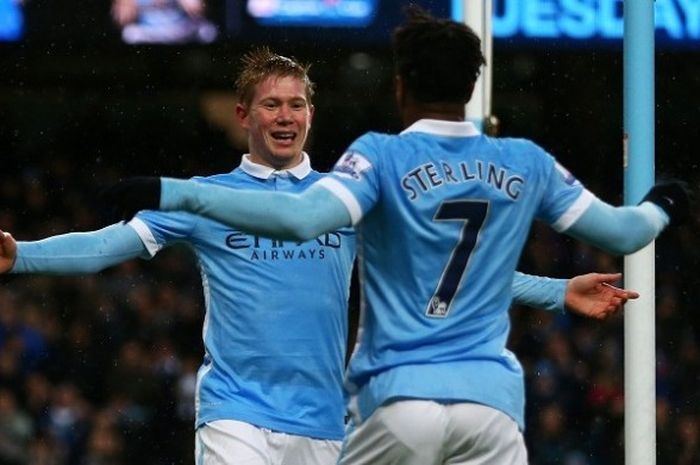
[392,5,486,104]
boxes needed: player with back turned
[0,45,642,465]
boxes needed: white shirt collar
[400,119,481,138]
[239,152,312,180]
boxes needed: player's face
[237,75,314,170]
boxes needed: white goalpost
[623,2,657,464]
[457,0,493,132]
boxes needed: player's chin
[272,143,302,157]
[269,149,302,165]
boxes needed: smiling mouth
[271,131,296,143]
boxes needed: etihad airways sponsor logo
[225,231,344,261]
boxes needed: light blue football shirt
[316,120,594,430]
[130,154,356,440]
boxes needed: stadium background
[1,1,700,464]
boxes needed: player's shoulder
[490,136,545,153]
[344,131,405,163]
[488,136,555,165]
[351,130,396,149]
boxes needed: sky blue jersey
[130,154,356,440]
[316,120,593,430]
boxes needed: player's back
[331,119,585,428]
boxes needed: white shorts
[195,420,342,465]
[337,400,528,465]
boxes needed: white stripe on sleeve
[128,217,163,256]
[552,190,596,232]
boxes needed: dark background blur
[1,1,700,464]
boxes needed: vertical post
[457,0,492,131]
[623,2,656,464]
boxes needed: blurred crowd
[1,143,699,465]
[0,155,207,465]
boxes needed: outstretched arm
[512,271,638,319]
[103,177,352,241]
[161,179,352,240]
[102,177,690,251]
[2,223,148,275]
[0,231,17,273]
[511,272,567,311]
[564,272,638,320]
[565,199,667,255]
[564,181,690,255]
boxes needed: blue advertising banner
[458,0,700,46]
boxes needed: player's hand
[564,272,639,320]
[101,176,162,222]
[111,0,138,26]
[641,179,693,226]
[0,230,18,274]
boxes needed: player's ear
[236,102,250,129]
[308,103,315,124]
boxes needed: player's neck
[248,152,304,171]
[401,102,466,128]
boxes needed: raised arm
[1,223,148,275]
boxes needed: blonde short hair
[235,46,315,107]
